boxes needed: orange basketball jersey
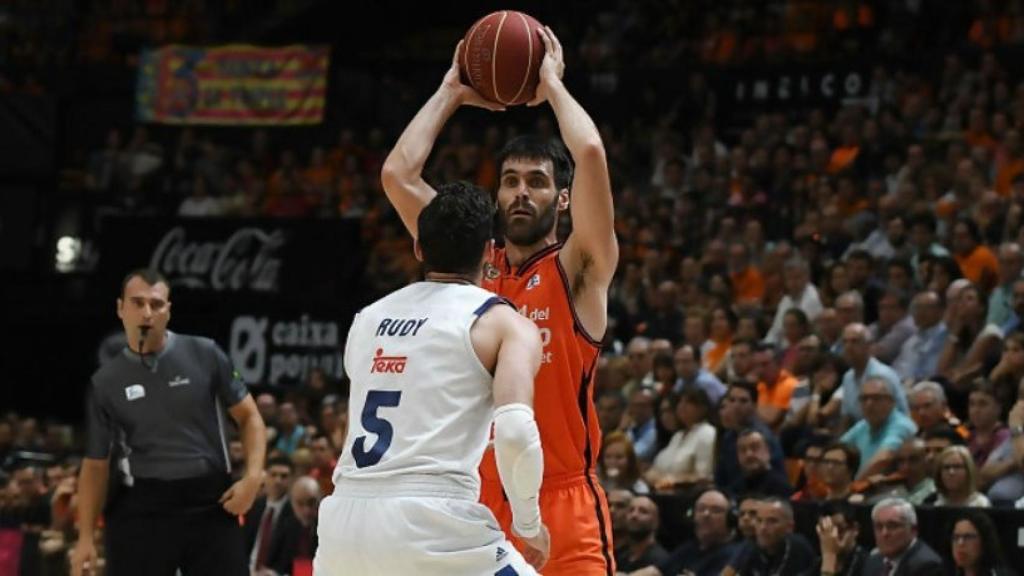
[480,243,603,481]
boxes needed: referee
[71,269,267,576]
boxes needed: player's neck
[425,271,480,286]
[503,235,557,268]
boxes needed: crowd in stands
[8,0,1024,574]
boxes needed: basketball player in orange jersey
[381,27,619,576]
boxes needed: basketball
[459,10,545,106]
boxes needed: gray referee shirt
[85,331,249,482]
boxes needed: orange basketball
[459,10,545,106]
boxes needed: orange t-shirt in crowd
[704,337,732,374]
[996,158,1024,196]
[828,146,860,174]
[757,369,800,411]
[955,245,999,290]
[731,266,765,304]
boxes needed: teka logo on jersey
[371,348,408,374]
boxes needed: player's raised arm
[381,41,504,239]
[529,26,618,288]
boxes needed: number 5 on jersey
[352,390,402,468]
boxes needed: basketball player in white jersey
[314,182,550,575]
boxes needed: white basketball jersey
[334,281,505,493]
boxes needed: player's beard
[500,198,558,247]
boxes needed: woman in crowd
[988,332,1024,416]
[949,510,1017,576]
[938,283,1003,390]
[929,445,991,507]
[967,380,1009,469]
[598,431,650,494]
[646,388,716,492]
[704,305,736,375]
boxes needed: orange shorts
[480,473,616,576]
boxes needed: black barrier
[650,493,1024,568]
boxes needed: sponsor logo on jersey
[168,376,191,387]
[484,262,500,280]
[526,273,541,290]
[125,384,146,401]
[371,348,408,374]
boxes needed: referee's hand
[219,475,261,516]
[70,538,97,576]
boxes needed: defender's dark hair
[417,181,494,275]
[496,135,575,191]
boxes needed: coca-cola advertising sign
[96,217,364,307]
[148,226,284,292]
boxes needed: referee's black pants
[104,473,247,576]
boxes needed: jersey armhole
[554,255,604,348]
[464,296,509,380]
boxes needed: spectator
[892,290,948,383]
[272,402,305,457]
[839,376,917,479]
[245,456,295,573]
[812,500,868,576]
[615,495,669,572]
[997,278,1024,334]
[672,344,726,405]
[597,390,628,436]
[819,442,859,501]
[644,281,685,344]
[949,510,1018,576]
[766,257,823,344]
[729,242,765,305]
[982,378,1024,505]
[839,323,909,423]
[599,431,650,494]
[791,437,830,501]
[646,388,716,491]
[938,283,1004,394]
[607,487,634,554]
[728,497,816,575]
[952,218,999,294]
[909,381,963,437]
[632,488,740,576]
[844,250,884,324]
[261,476,320,575]
[753,342,799,431]
[705,305,736,374]
[779,309,812,371]
[792,353,846,437]
[624,337,656,396]
[869,289,916,365]
[988,332,1024,405]
[894,438,937,505]
[626,388,659,463]
[862,497,943,576]
[683,309,714,361]
[832,291,866,354]
[929,445,992,507]
[968,380,1009,468]
[717,337,757,384]
[715,381,785,489]
[727,428,793,498]
[307,434,337,497]
[923,427,967,476]
[256,393,279,442]
[987,243,1024,328]
[908,211,950,274]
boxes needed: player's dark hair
[417,181,494,275]
[497,135,575,191]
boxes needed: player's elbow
[577,139,607,164]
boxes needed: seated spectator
[599,431,650,494]
[869,288,916,365]
[968,380,1010,468]
[615,495,669,573]
[272,402,305,456]
[727,497,816,576]
[812,500,868,576]
[245,456,295,573]
[791,436,830,502]
[704,306,736,375]
[626,388,659,463]
[951,218,999,294]
[839,376,917,480]
[646,388,716,491]
[766,257,823,345]
[892,290,948,383]
[894,438,937,505]
[984,379,1024,505]
[624,337,656,396]
[307,434,337,497]
[988,331,1024,409]
[727,428,792,498]
[651,353,677,393]
[949,510,1018,576]
[729,241,765,305]
[715,381,785,489]
[863,497,943,576]
[996,278,1024,335]
[910,381,966,438]
[654,393,679,453]
[986,243,1024,329]
[597,390,628,436]
[923,426,966,472]
[819,442,860,501]
[262,476,320,576]
[630,488,740,576]
[735,494,762,543]
[790,353,846,437]
[716,337,757,384]
[938,283,1003,391]
[607,487,634,553]
[753,342,799,431]
[928,445,991,507]
[672,344,727,405]
[779,308,812,372]
[839,323,909,425]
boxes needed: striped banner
[136,44,329,125]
